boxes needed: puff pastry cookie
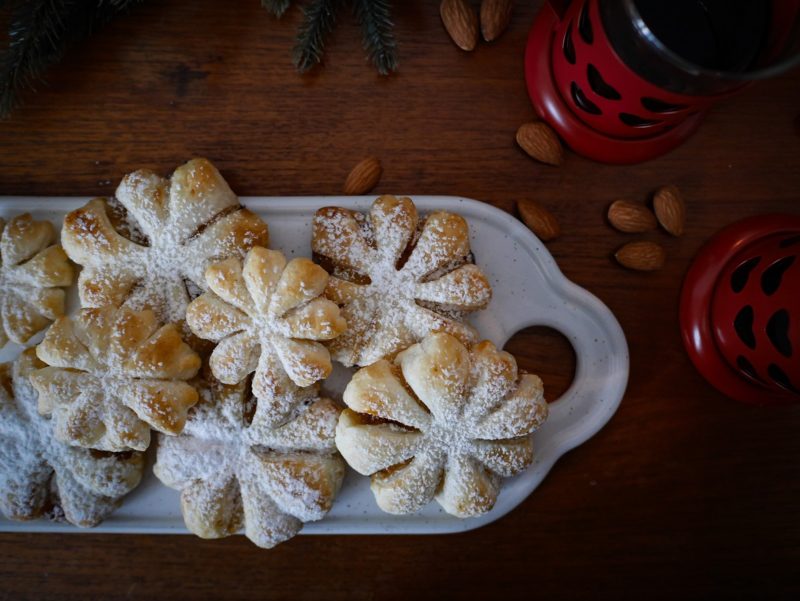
[0,349,143,527]
[336,333,548,517]
[154,374,345,548]
[312,195,492,367]
[0,213,73,346]
[186,247,346,427]
[61,158,268,325]
[30,306,201,452]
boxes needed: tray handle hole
[503,326,576,403]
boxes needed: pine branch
[261,0,292,18]
[352,0,397,75]
[0,0,71,118]
[0,0,142,118]
[293,0,342,73]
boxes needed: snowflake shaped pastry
[0,213,73,346]
[30,306,202,452]
[154,375,345,549]
[336,333,548,517]
[186,246,346,426]
[0,349,143,527]
[312,194,492,367]
[61,158,269,325]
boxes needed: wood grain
[1,1,799,599]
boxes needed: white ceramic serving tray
[0,195,628,535]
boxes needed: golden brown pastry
[0,213,73,346]
[0,349,143,527]
[186,246,346,427]
[312,194,492,367]
[60,158,268,325]
[154,374,345,549]
[30,306,201,452]
[336,333,548,517]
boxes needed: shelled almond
[440,0,479,51]
[516,122,564,166]
[343,157,382,195]
[481,0,514,42]
[615,241,666,271]
[517,200,560,241]
[653,185,686,236]
[607,200,657,233]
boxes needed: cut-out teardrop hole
[641,97,687,113]
[570,82,602,115]
[779,234,800,248]
[761,255,796,296]
[736,355,763,384]
[503,326,576,403]
[619,113,661,127]
[587,64,621,100]
[577,2,593,44]
[766,309,792,358]
[563,24,576,64]
[768,363,799,394]
[734,305,756,350]
[730,256,761,293]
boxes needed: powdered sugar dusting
[0,214,73,346]
[61,159,268,326]
[186,248,345,428]
[0,351,143,527]
[336,333,548,517]
[312,196,492,367]
[154,376,344,548]
[31,307,200,452]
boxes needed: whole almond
[343,157,382,195]
[615,241,666,271]
[516,122,564,166]
[481,0,514,42]
[517,200,561,241]
[440,0,479,51]
[653,185,686,236]
[607,200,657,233]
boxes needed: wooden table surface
[1,1,799,599]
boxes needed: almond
[653,185,686,236]
[440,0,479,51]
[481,0,514,42]
[517,200,560,241]
[516,122,564,166]
[615,241,666,271]
[343,157,382,195]
[607,200,657,233]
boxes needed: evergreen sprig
[293,0,342,73]
[352,0,397,75]
[1,0,71,118]
[0,0,141,118]
[0,0,399,117]
[280,0,398,75]
[261,0,292,18]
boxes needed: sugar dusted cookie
[186,246,346,427]
[154,374,345,549]
[312,195,492,367]
[0,349,143,527]
[0,213,73,346]
[31,306,201,452]
[61,158,268,325]
[336,333,548,517]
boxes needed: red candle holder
[680,215,800,404]
[525,0,800,164]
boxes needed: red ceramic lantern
[525,0,800,164]
[681,215,800,404]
